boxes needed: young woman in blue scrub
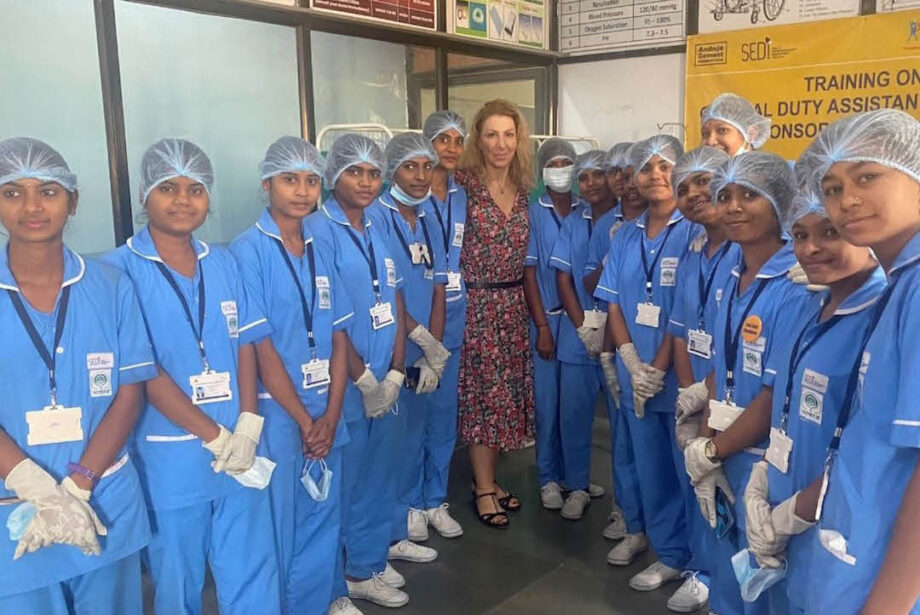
[102,138,280,615]
[594,135,695,592]
[421,111,468,538]
[306,134,408,615]
[229,136,352,615]
[700,93,771,158]
[683,152,810,615]
[368,132,451,555]
[794,110,920,615]
[0,138,156,615]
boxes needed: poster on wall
[311,0,436,30]
[877,0,920,12]
[450,0,547,48]
[558,0,686,53]
[697,0,858,33]
[685,10,920,160]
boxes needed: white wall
[558,53,687,147]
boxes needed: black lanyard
[549,208,562,229]
[273,239,318,358]
[696,241,732,328]
[722,275,770,396]
[345,226,382,302]
[431,193,453,254]
[639,223,676,300]
[8,285,71,407]
[390,209,434,270]
[586,215,594,240]
[155,260,210,372]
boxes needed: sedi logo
[741,37,771,62]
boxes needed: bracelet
[67,462,99,482]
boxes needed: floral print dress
[455,169,535,451]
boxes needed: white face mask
[231,456,277,490]
[542,166,574,193]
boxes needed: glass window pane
[115,2,301,244]
[0,0,115,254]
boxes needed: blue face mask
[389,182,431,206]
[7,502,36,541]
[732,549,787,602]
[231,456,276,490]
[301,459,333,502]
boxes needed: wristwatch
[704,439,720,463]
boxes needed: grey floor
[145,406,702,614]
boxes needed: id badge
[687,329,713,359]
[583,309,606,329]
[708,399,744,432]
[370,301,395,330]
[26,405,84,446]
[766,427,793,474]
[452,223,464,248]
[189,371,233,405]
[635,302,661,328]
[302,359,331,390]
[446,271,462,292]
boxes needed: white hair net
[781,188,826,234]
[537,138,577,170]
[673,146,730,190]
[711,151,797,220]
[260,136,326,181]
[606,142,633,170]
[626,135,684,178]
[574,150,609,178]
[324,134,386,186]
[423,110,467,141]
[139,138,214,205]
[797,109,920,194]
[701,93,771,150]
[384,133,438,182]
[0,137,77,193]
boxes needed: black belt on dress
[466,278,523,290]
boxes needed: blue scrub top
[229,208,355,459]
[593,209,699,412]
[429,176,468,350]
[550,205,620,365]
[306,198,403,422]
[0,246,157,597]
[368,192,447,365]
[102,226,271,511]
[667,233,741,382]
[525,192,584,317]
[807,233,920,615]
[585,203,626,274]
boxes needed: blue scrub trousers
[0,551,142,615]
[610,396,645,534]
[392,385,426,537]
[268,449,343,615]
[559,362,604,491]
[421,350,461,509]
[674,433,711,580]
[145,487,280,615]
[532,319,563,488]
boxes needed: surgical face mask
[731,549,787,602]
[7,502,36,541]
[301,459,333,502]
[543,166,574,193]
[231,456,276,490]
[389,182,431,206]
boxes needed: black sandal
[494,483,522,512]
[472,492,510,529]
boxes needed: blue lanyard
[155,259,210,371]
[345,226,382,302]
[8,285,71,406]
[431,193,453,254]
[273,239,319,358]
[639,223,676,300]
[722,275,770,397]
[390,209,434,270]
[696,241,731,328]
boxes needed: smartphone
[715,487,735,541]
[405,366,421,390]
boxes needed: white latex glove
[618,343,644,378]
[5,459,107,559]
[599,352,620,409]
[576,325,603,358]
[744,462,815,568]
[694,466,735,529]
[634,364,665,398]
[202,424,232,465]
[633,390,647,419]
[213,412,264,475]
[676,413,702,450]
[409,325,451,378]
[684,437,722,485]
[413,357,439,394]
[788,261,829,293]
[676,381,709,422]
[375,370,405,415]
[355,368,383,418]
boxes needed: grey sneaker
[540,481,564,510]
[560,489,590,520]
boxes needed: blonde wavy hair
[459,99,534,194]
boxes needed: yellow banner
[685,11,920,160]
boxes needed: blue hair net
[384,133,438,182]
[673,146,731,190]
[423,110,467,141]
[0,137,77,193]
[260,136,326,181]
[702,93,771,150]
[324,134,386,186]
[574,150,609,178]
[711,151,797,220]
[139,138,214,205]
[781,188,826,234]
[626,135,684,178]
[606,142,633,170]
[537,138,577,170]
[797,109,920,195]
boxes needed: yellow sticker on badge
[742,315,763,343]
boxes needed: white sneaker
[426,504,463,538]
[347,574,409,608]
[667,572,709,612]
[407,508,429,542]
[329,597,364,615]
[602,505,627,540]
[381,563,405,589]
[540,481,564,510]
[606,533,649,566]
[588,483,606,498]
[629,561,682,592]
[560,490,590,520]
[388,539,438,563]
